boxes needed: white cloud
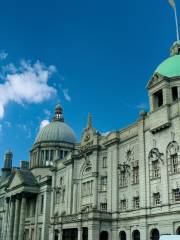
[0,50,8,60]
[136,102,148,110]
[63,88,71,102]
[0,60,57,119]
[40,119,50,130]
[44,109,51,118]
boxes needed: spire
[4,149,13,169]
[53,104,64,122]
[87,113,92,129]
[169,0,179,42]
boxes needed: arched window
[176,226,180,235]
[100,231,108,240]
[119,231,126,240]
[132,230,140,240]
[150,228,160,240]
[167,141,179,174]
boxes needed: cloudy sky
[0,0,179,168]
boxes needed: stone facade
[0,43,180,240]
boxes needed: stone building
[0,41,180,240]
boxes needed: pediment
[147,73,166,89]
[7,172,23,190]
[6,169,38,191]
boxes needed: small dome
[154,42,180,78]
[35,105,76,144]
[35,121,76,144]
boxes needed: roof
[155,55,180,78]
[16,169,38,186]
[35,121,76,144]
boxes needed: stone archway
[150,228,160,240]
[132,230,140,240]
[100,231,108,240]
[119,231,126,240]
[176,226,180,235]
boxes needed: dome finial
[53,104,64,122]
[170,41,180,56]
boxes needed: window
[101,176,107,191]
[173,188,180,202]
[60,150,63,159]
[82,181,93,196]
[64,151,68,157]
[102,157,107,168]
[120,199,127,211]
[152,160,160,178]
[153,90,163,110]
[55,191,60,204]
[172,86,178,102]
[153,192,160,206]
[132,166,139,184]
[171,153,178,173]
[50,150,54,162]
[40,195,44,214]
[100,203,107,211]
[41,150,44,165]
[45,150,49,161]
[119,171,127,187]
[133,197,140,209]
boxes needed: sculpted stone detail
[149,148,164,163]
[167,141,179,157]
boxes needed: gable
[7,173,22,189]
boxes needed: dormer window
[153,90,163,110]
[172,86,178,102]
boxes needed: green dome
[155,42,180,78]
[155,55,180,78]
[35,121,76,144]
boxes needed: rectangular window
[173,188,180,202]
[102,157,107,168]
[153,192,160,206]
[50,150,54,161]
[172,86,178,102]
[120,199,127,211]
[171,154,178,173]
[40,195,44,214]
[82,181,93,196]
[152,160,160,178]
[133,197,140,209]
[132,166,139,184]
[153,89,163,110]
[60,150,63,159]
[100,203,107,211]
[101,176,107,191]
[119,171,127,187]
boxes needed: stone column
[18,195,26,240]
[78,227,82,240]
[13,196,21,240]
[8,197,15,240]
[3,197,10,240]
[72,183,77,214]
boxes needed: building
[0,42,180,240]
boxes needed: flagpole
[174,3,180,41]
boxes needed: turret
[1,150,13,178]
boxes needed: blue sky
[0,0,179,168]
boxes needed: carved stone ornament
[149,148,164,163]
[167,141,179,157]
[126,148,134,162]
